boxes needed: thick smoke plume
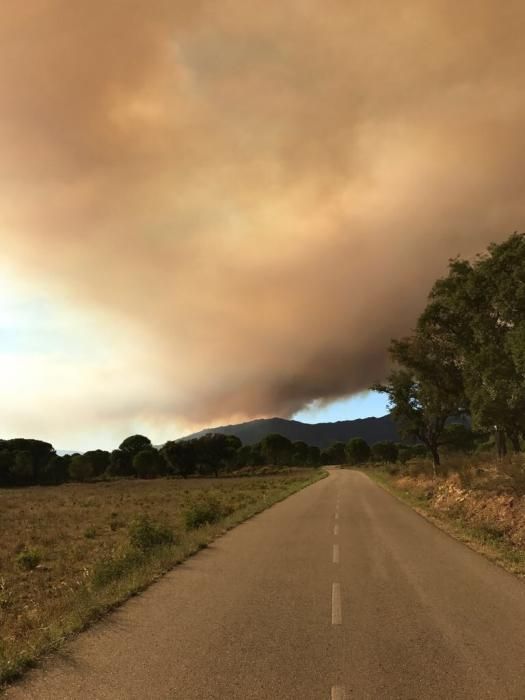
[1,1,525,432]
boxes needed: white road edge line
[332,583,342,625]
[334,524,339,536]
[331,686,346,700]
[333,544,340,564]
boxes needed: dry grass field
[0,470,324,684]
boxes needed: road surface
[5,469,525,699]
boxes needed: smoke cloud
[1,1,525,434]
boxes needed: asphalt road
[5,469,525,699]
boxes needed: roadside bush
[16,548,42,571]
[91,550,144,588]
[185,494,233,529]
[128,515,174,551]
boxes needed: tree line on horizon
[373,231,525,472]
[0,430,427,488]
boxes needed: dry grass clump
[373,455,525,575]
[0,470,323,685]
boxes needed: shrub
[16,548,42,571]
[184,494,232,529]
[128,516,174,551]
[91,550,143,588]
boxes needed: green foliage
[16,548,42,571]
[82,450,111,477]
[371,441,398,463]
[133,449,164,479]
[184,494,233,529]
[236,444,266,468]
[373,329,466,469]
[68,455,94,482]
[259,433,293,466]
[10,452,34,483]
[91,550,144,588]
[194,433,241,477]
[0,450,14,486]
[345,438,371,465]
[306,445,321,467]
[418,233,525,457]
[128,516,174,551]
[442,424,479,453]
[322,442,347,465]
[107,449,134,477]
[40,454,70,485]
[162,440,197,477]
[291,441,309,465]
[119,435,152,456]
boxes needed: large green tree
[373,331,465,472]
[420,233,525,455]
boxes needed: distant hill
[181,415,399,449]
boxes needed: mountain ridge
[180,414,399,449]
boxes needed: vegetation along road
[5,469,525,699]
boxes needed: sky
[1,1,524,450]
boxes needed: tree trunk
[430,445,440,477]
[495,428,507,459]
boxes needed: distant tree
[345,438,371,465]
[259,434,293,466]
[69,455,94,482]
[306,445,321,467]
[0,450,14,486]
[371,442,398,464]
[236,444,266,468]
[107,449,134,477]
[194,434,241,477]
[10,451,34,483]
[0,438,54,482]
[291,441,309,465]
[82,450,111,477]
[323,442,347,465]
[133,449,163,479]
[40,454,71,485]
[119,435,152,456]
[161,440,197,478]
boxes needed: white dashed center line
[332,583,342,625]
[333,523,339,536]
[332,544,340,564]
